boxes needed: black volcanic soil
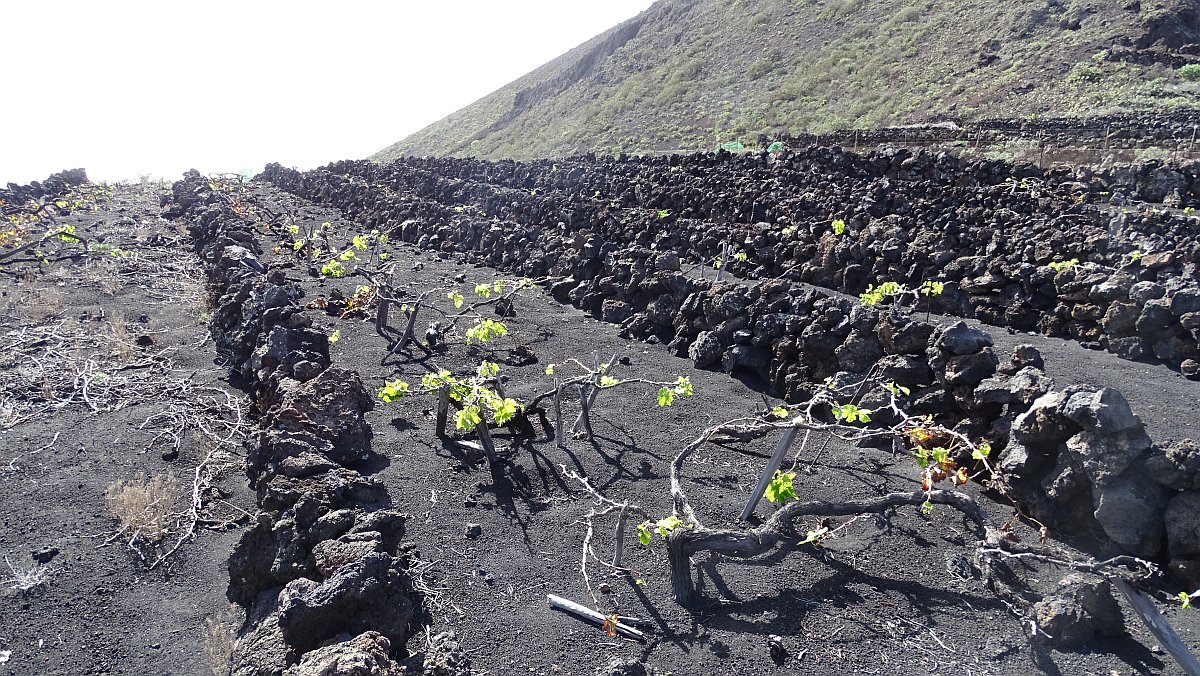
[2,172,1198,676]
[0,181,254,676]
[244,182,1200,675]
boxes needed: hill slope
[375,0,1200,161]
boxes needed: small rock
[688,331,723,368]
[937,321,994,355]
[1032,574,1124,647]
[1129,281,1165,304]
[32,546,59,564]
[1000,344,1044,374]
[465,523,482,539]
[1165,492,1200,557]
[768,635,787,665]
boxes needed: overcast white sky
[0,1,654,185]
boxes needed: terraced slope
[375,0,1200,160]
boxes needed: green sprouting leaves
[656,209,671,220]
[765,470,797,504]
[657,376,695,407]
[733,251,749,263]
[971,442,992,461]
[476,361,500,379]
[798,526,829,545]
[1178,591,1197,609]
[464,319,508,345]
[491,397,522,425]
[884,382,911,397]
[1048,258,1079,272]
[913,446,950,470]
[377,379,410,403]
[319,260,346,278]
[420,370,455,392]
[831,219,846,236]
[329,329,342,344]
[447,291,465,309]
[771,406,789,419]
[920,280,945,296]
[1129,250,1144,262]
[859,281,903,306]
[337,249,356,262]
[673,376,694,397]
[637,522,652,546]
[657,387,675,407]
[55,224,77,242]
[544,364,556,376]
[455,405,483,432]
[474,283,493,299]
[831,403,872,424]
[637,516,690,546]
[599,375,620,388]
[920,500,935,516]
[350,230,385,252]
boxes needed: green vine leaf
[764,470,798,504]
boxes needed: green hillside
[375,0,1200,161]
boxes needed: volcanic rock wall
[263,147,1200,376]
[165,171,415,674]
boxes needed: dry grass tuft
[80,258,123,296]
[20,286,65,323]
[105,312,135,365]
[203,606,241,676]
[105,471,179,542]
[3,555,50,592]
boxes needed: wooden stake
[612,503,629,568]
[375,297,390,337]
[435,384,450,437]
[574,353,617,434]
[1112,578,1200,675]
[715,243,731,282]
[554,380,565,448]
[398,303,420,351]
[739,426,801,522]
[576,382,594,440]
[476,421,497,464]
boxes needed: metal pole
[739,426,800,522]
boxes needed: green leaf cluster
[765,470,797,504]
[657,376,695,407]
[464,319,509,345]
[320,260,346,278]
[637,515,689,545]
[831,403,872,424]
